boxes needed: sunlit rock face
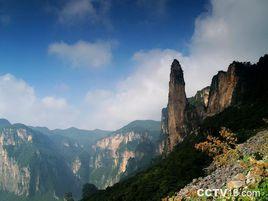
[207,55,268,115]
[162,54,268,152]
[166,59,188,151]
[89,120,161,189]
[206,65,239,115]
[0,129,31,196]
[0,125,81,199]
[72,157,82,175]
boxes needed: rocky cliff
[0,123,81,200]
[89,120,161,188]
[166,59,188,151]
[163,61,210,152]
[0,129,31,196]
[207,55,268,115]
[0,119,162,200]
[162,54,268,152]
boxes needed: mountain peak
[172,59,181,66]
[170,59,185,85]
[0,118,11,127]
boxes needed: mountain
[31,126,111,149]
[0,124,81,201]
[0,120,162,200]
[82,54,268,201]
[29,127,112,185]
[162,54,268,153]
[0,118,11,127]
[165,60,188,151]
[88,120,161,188]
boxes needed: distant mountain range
[0,119,161,201]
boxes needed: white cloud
[59,0,96,24]
[1,0,268,130]
[82,49,182,129]
[42,97,68,109]
[48,40,113,68]
[0,74,78,129]
[58,0,111,27]
[182,0,268,95]
[82,0,268,129]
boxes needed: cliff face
[207,65,240,115]
[164,61,210,152]
[162,54,268,152]
[0,129,31,196]
[0,125,81,199]
[0,119,162,200]
[207,55,268,115]
[166,60,188,151]
[90,132,140,188]
[89,120,161,189]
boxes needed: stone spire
[166,59,188,151]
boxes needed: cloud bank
[83,49,181,129]
[58,0,111,27]
[1,0,268,129]
[48,40,113,68]
[83,0,268,129]
[0,74,78,128]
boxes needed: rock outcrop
[164,61,210,152]
[166,59,188,151]
[0,129,31,196]
[162,54,268,152]
[163,129,268,201]
[206,67,239,115]
[0,124,81,199]
[89,120,161,189]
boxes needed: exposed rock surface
[166,59,188,151]
[206,67,239,115]
[89,120,161,189]
[0,124,81,199]
[188,86,210,108]
[162,54,268,152]
[0,129,31,196]
[163,129,268,201]
[164,61,210,152]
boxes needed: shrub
[195,128,237,157]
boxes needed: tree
[82,183,98,199]
[64,192,74,201]
[195,127,238,165]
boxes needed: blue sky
[0,0,267,129]
[0,0,206,100]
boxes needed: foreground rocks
[163,129,268,201]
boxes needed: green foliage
[202,102,268,142]
[82,101,267,201]
[115,120,161,140]
[0,191,63,201]
[0,125,81,199]
[257,179,268,200]
[64,192,75,201]
[82,134,210,201]
[82,183,98,199]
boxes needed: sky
[0,0,267,130]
